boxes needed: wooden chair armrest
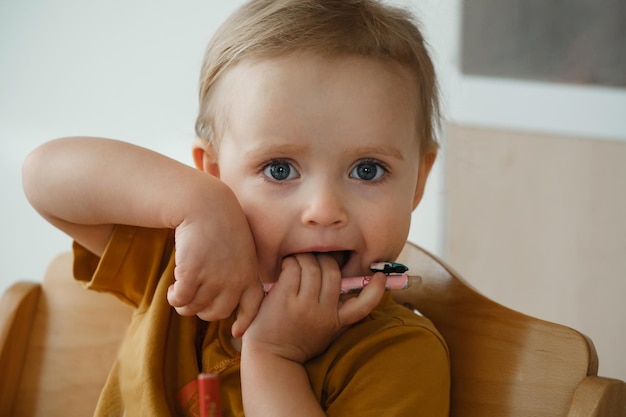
[0,281,41,414]
[567,376,626,417]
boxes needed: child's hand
[166,191,264,338]
[242,253,387,363]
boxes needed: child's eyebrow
[243,143,308,159]
[242,143,405,160]
[346,145,405,161]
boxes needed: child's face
[194,54,434,283]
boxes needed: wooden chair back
[1,246,624,416]
[393,242,626,417]
[0,253,132,416]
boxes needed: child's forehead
[222,54,417,111]
[215,53,420,112]
[211,54,422,156]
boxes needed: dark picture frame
[461,0,626,88]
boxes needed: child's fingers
[193,291,242,322]
[170,282,236,320]
[167,280,198,309]
[169,288,213,317]
[173,304,200,317]
[336,272,386,326]
[295,253,324,299]
[231,283,265,338]
[273,256,303,294]
[317,254,342,303]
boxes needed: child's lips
[316,250,352,270]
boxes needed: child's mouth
[311,250,352,271]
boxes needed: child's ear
[192,138,220,177]
[412,149,437,209]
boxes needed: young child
[22,0,450,416]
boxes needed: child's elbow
[22,143,45,204]
[22,138,64,211]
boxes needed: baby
[23,1,450,416]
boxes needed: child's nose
[300,183,348,227]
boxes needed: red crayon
[198,373,221,417]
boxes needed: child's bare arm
[240,253,387,416]
[22,137,263,336]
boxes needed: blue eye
[263,161,298,181]
[349,161,386,181]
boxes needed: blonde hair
[195,0,440,153]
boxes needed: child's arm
[240,253,387,416]
[22,137,263,336]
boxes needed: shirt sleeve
[329,326,449,416]
[308,300,451,417]
[73,224,175,308]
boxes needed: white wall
[1,0,247,293]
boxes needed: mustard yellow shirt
[73,225,450,416]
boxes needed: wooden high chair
[1,244,625,416]
[394,243,626,417]
[0,252,132,416]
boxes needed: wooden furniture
[1,245,625,416]
[394,243,626,417]
[0,253,132,416]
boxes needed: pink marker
[262,274,420,294]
